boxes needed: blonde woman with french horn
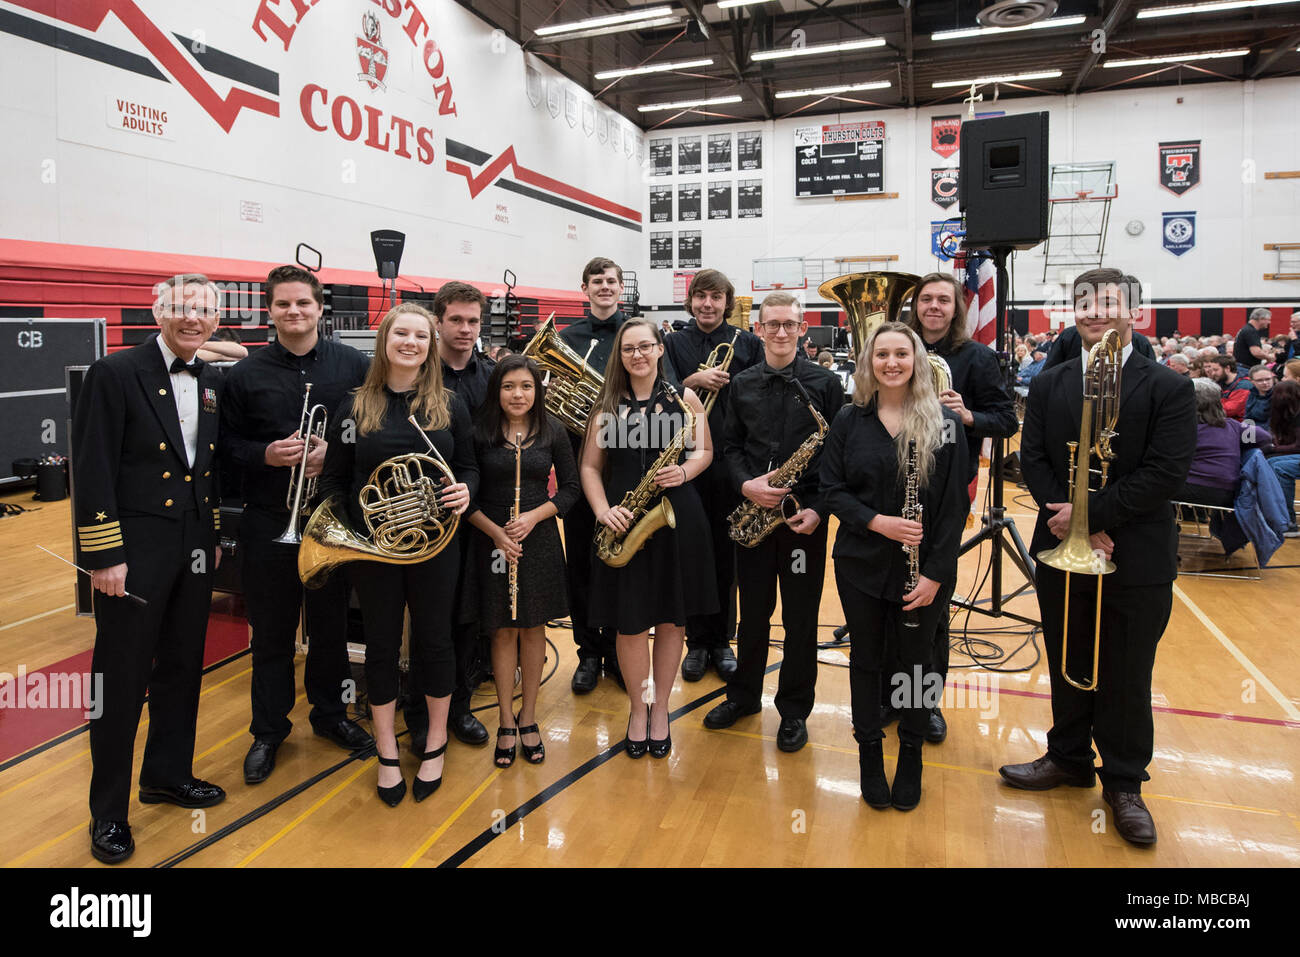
[316,304,477,806]
[580,318,716,759]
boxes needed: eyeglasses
[165,305,221,320]
[621,343,658,356]
[760,321,802,335]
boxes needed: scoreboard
[794,121,885,197]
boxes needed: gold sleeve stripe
[77,522,121,533]
[79,530,124,544]
[81,540,123,552]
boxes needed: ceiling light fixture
[637,94,744,112]
[1137,0,1298,19]
[595,57,714,80]
[774,80,892,98]
[932,70,1062,88]
[931,15,1086,40]
[1101,48,1249,66]
[751,37,886,61]
[536,6,675,37]
[717,0,776,8]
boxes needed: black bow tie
[169,357,204,376]
[762,363,795,382]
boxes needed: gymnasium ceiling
[454,0,1300,127]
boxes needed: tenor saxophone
[727,379,828,547]
[595,382,695,568]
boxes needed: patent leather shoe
[138,778,226,808]
[571,657,600,694]
[243,739,279,785]
[1104,790,1157,846]
[90,820,134,864]
[450,711,489,746]
[703,699,760,729]
[776,717,808,753]
[998,753,1096,791]
[314,718,375,752]
[925,708,947,744]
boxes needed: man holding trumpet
[999,268,1195,846]
[220,265,374,785]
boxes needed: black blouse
[820,401,969,599]
[318,386,479,533]
[474,415,580,516]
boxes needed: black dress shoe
[243,739,279,785]
[681,648,709,682]
[449,711,489,746]
[314,717,375,752]
[776,717,808,753]
[138,778,226,808]
[998,754,1096,791]
[925,708,948,744]
[604,658,625,690]
[1104,791,1157,846]
[703,699,760,729]
[90,820,134,864]
[710,646,738,680]
[571,657,600,694]
[891,741,924,811]
[833,624,850,641]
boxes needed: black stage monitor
[959,112,1049,250]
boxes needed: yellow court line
[200,664,254,696]
[1173,583,1300,721]
[401,768,502,868]
[4,818,88,868]
[0,747,89,799]
[238,758,376,868]
[0,603,76,632]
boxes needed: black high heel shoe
[376,752,406,807]
[413,742,447,802]
[625,710,648,760]
[518,720,545,765]
[495,725,517,769]
[648,708,671,759]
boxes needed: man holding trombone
[221,265,374,785]
[999,268,1195,846]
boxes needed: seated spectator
[1167,353,1190,376]
[197,327,248,363]
[1283,358,1300,384]
[1204,353,1252,419]
[1014,342,1029,369]
[1178,378,1271,508]
[816,349,835,369]
[1245,364,1276,424]
[1266,379,1300,536]
[1016,348,1047,388]
[1189,357,1205,377]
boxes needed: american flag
[961,253,997,346]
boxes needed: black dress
[587,381,719,635]
[461,416,580,631]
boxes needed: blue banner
[1162,211,1196,257]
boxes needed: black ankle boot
[858,739,891,809]
[891,741,923,811]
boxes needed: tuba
[1035,328,1123,691]
[297,416,460,588]
[522,313,604,435]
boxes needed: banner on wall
[931,168,959,209]
[738,130,762,170]
[564,88,578,127]
[651,232,674,268]
[678,230,702,269]
[795,122,885,197]
[708,133,732,172]
[525,63,542,107]
[582,102,594,137]
[1159,141,1201,195]
[650,187,673,224]
[708,181,731,220]
[547,79,562,118]
[650,138,673,176]
[677,183,701,222]
[678,136,702,175]
[672,271,699,303]
[931,222,959,262]
[738,179,763,218]
[1162,211,1196,256]
[931,115,961,159]
[596,112,608,144]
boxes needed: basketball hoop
[1076,189,1093,199]
[771,282,784,289]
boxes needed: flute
[509,432,522,620]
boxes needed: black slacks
[350,539,459,706]
[564,493,616,662]
[89,511,213,821]
[727,522,827,719]
[240,506,353,742]
[685,459,738,651]
[836,560,946,749]
[1037,566,1170,793]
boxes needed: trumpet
[696,330,738,417]
[274,383,328,545]
[1036,328,1123,691]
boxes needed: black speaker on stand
[952,111,1050,626]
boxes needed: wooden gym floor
[1,459,1298,868]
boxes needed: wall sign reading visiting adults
[650,231,673,268]
[708,182,731,220]
[795,121,885,197]
[738,179,763,218]
[650,138,673,176]
[678,230,702,269]
[737,131,762,170]
[677,182,701,222]
[709,133,732,173]
[678,136,702,176]
[1159,141,1201,195]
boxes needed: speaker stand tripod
[950,245,1039,627]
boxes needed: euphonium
[274,383,328,545]
[521,313,604,434]
[818,271,920,359]
[595,382,695,568]
[1036,328,1123,691]
[727,379,828,547]
[297,416,460,588]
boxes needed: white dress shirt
[156,336,199,467]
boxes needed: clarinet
[509,432,522,621]
[901,438,922,630]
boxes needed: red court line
[985,683,1300,729]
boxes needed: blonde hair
[852,321,945,487]
[352,303,451,435]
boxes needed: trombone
[275,383,328,545]
[1035,329,1123,691]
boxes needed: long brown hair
[352,303,451,435]
[905,272,971,354]
[853,321,945,487]
[1270,379,1300,447]
[588,318,668,426]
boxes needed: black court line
[437,660,783,869]
[0,647,251,775]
